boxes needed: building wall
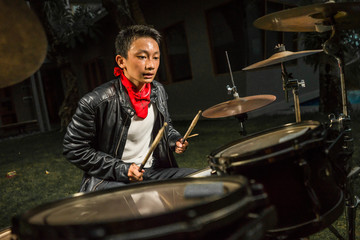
[139,0,320,120]
[11,80,37,122]
[67,0,321,122]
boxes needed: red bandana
[114,67,151,119]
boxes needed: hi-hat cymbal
[202,95,276,118]
[243,49,323,70]
[0,0,48,88]
[254,2,360,32]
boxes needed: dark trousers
[143,167,198,180]
[91,167,198,192]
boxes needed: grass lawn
[0,111,359,239]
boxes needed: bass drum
[12,176,276,240]
[208,121,344,239]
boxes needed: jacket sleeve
[167,116,182,151]
[157,84,182,150]
[63,97,131,182]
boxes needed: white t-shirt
[122,103,157,168]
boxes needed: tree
[101,0,146,29]
[28,0,102,130]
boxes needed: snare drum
[208,121,344,239]
[12,176,276,240]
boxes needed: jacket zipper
[82,177,90,191]
[92,179,104,191]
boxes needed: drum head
[211,121,322,165]
[13,176,274,240]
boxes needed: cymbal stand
[281,62,306,123]
[323,24,357,240]
[225,51,240,99]
[225,51,247,136]
[234,113,248,136]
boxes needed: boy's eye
[138,56,146,59]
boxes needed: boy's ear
[115,55,126,68]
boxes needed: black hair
[115,25,161,58]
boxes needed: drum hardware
[344,166,360,240]
[321,15,358,240]
[235,113,248,136]
[0,0,48,88]
[329,113,347,133]
[328,225,346,240]
[225,50,240,99]
[278,45,307,123]
[322,26,350,118]
[326,117,356,240]
[225,50,248,136]
[328,113,353,155]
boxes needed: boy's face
[116,37,160,90]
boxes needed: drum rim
[208,120,323,166]
[0,227,11,239]
[13,176,261,239]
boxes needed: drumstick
[187,133,199,139]
[139,122,168,171]
[182,110,202,143]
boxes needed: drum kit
[2,1,360,240]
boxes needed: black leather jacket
[63,78,181,192]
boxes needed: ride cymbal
[202,95,276,118]
[0,0,48,88]
[254,2,360,32]
[243,49,323,70]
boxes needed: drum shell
[12,176,276,240]
[208,121,344,238]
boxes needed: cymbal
[254,2,360,32]
[242,49,323,70]
[0,0,47,88]
[202,95,276,118]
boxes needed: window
[206,0,248,74]
[158,22,192,84]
